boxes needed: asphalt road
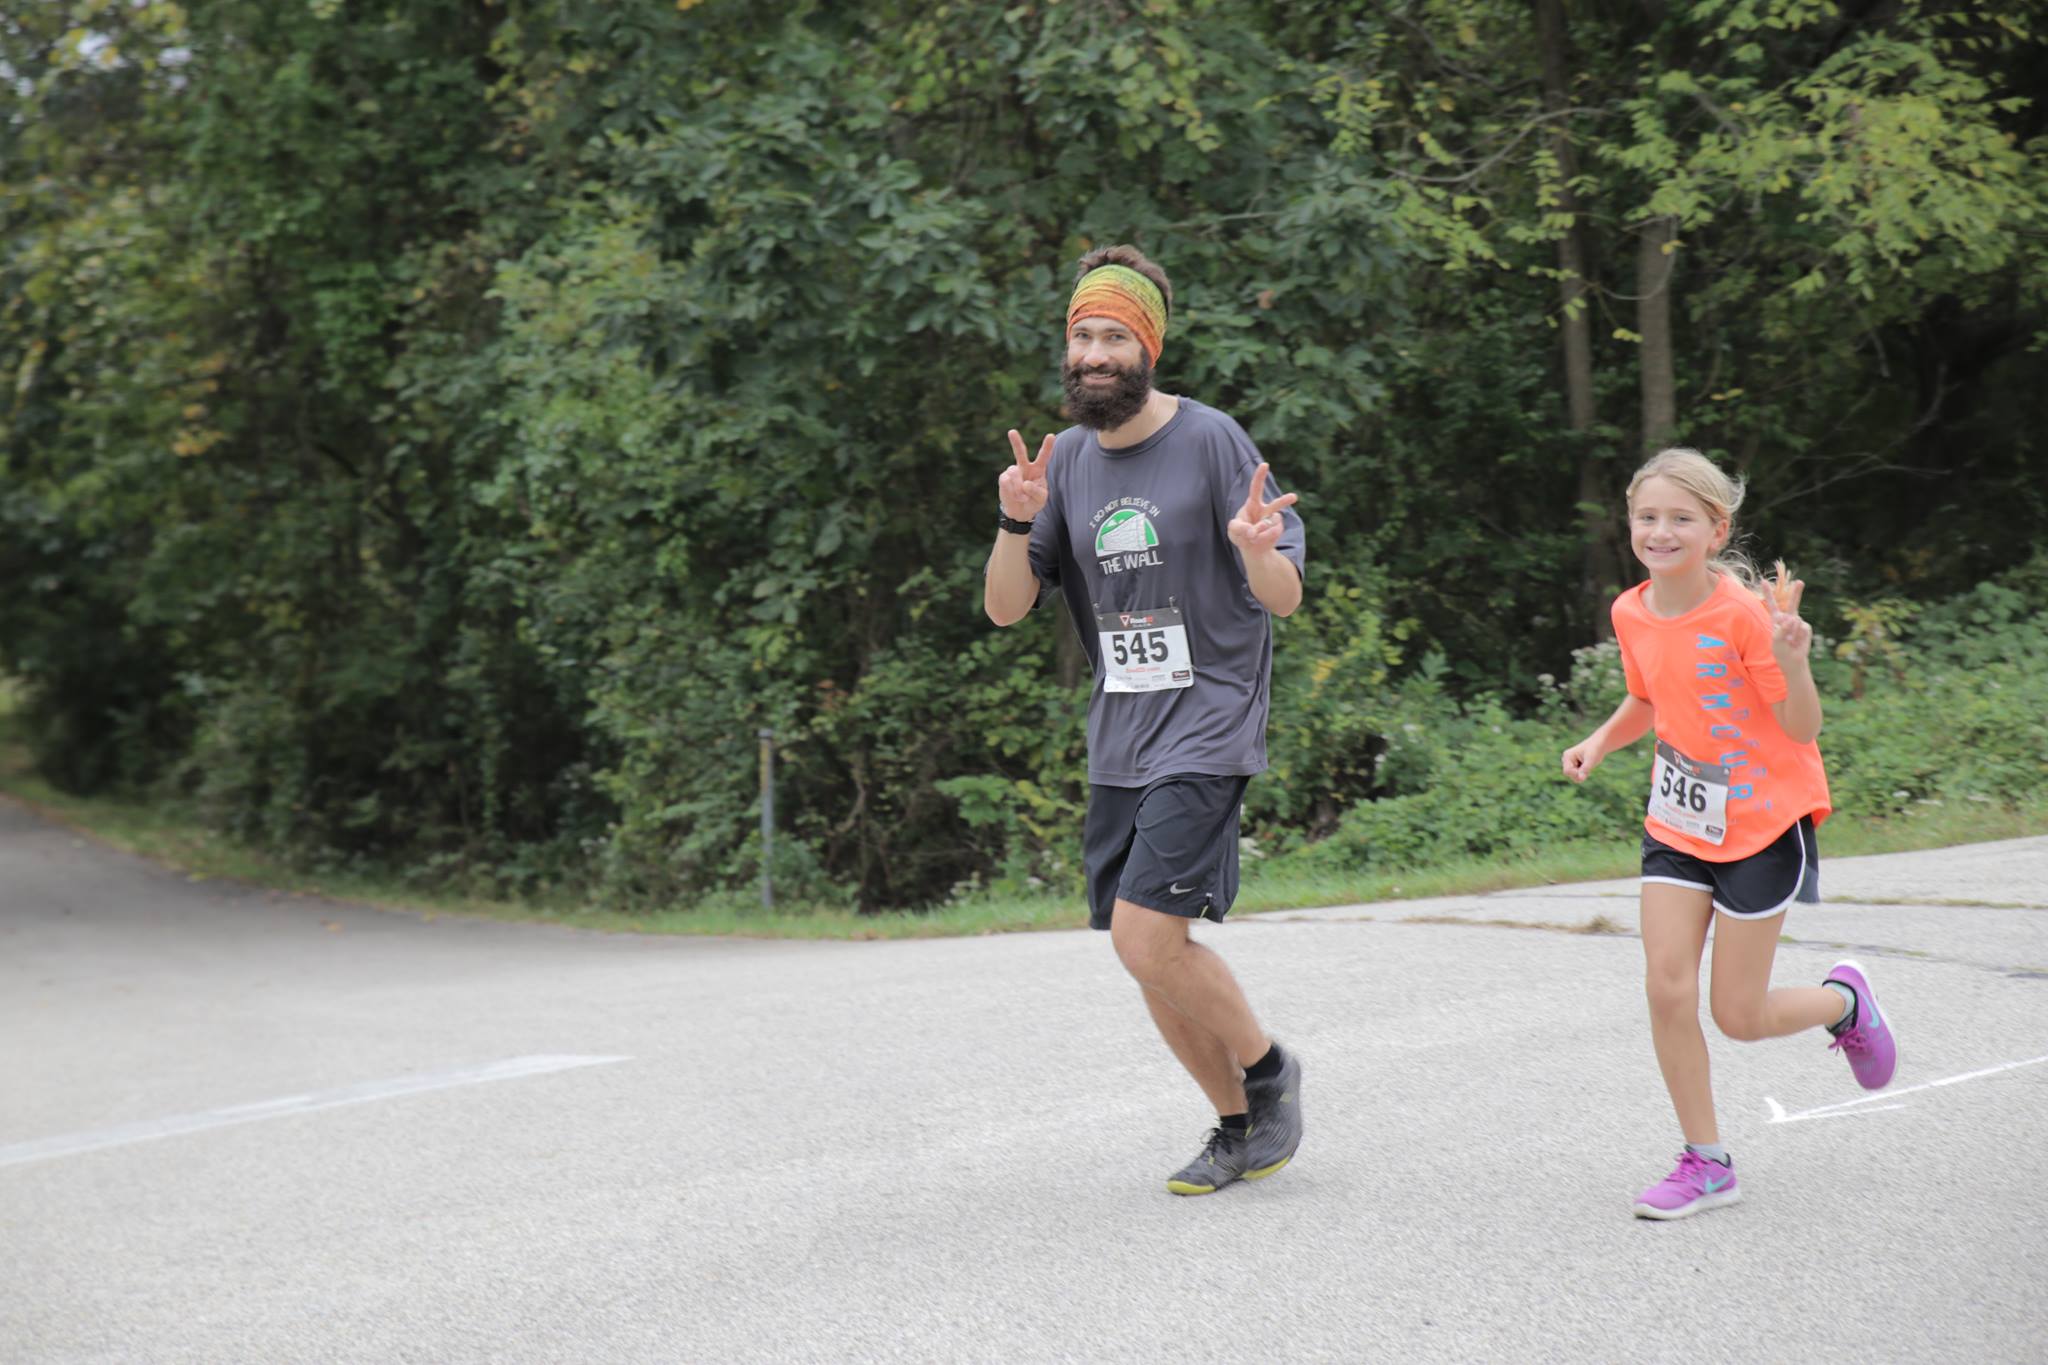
[3,795,2044,1363]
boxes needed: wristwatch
[997,512,1035,535]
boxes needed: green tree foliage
[1304,0,2048,656]
[3,1,2044,908]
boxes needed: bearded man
[983,244,1308,1195]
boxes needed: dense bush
[1268,556,2048,876]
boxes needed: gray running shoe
[1166,1125,1249,1196]
[1241,1047,1303,1179]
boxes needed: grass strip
[5,691,2044,940]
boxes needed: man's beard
[1062,352,1153,431]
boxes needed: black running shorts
[1641,814,1820,920]
[1083,774,1249,931]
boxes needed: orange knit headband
[1067,265,1168,366]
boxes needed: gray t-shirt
[1024,397,1307,787]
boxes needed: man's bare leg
[1113,897,1304,1188]
[1110,898,1270,1086]
[1140,983,1247,1115]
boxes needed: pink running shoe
[1824,959,1898,1090]
[1632,1150,1740,1220]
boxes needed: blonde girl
[1563,448,1898,1219]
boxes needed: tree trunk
[1535,0,1595,436]
[1637,214,1678,454]
[1535,0,1620,634]
[1054,599,1084,692]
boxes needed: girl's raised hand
[1561,738,1602,784]
[1228,462,1298,555]
[1769,577,1813,666]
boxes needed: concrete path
[3,796,2043,1362]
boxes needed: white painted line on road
[0,1054,631,1170]
[1764,1097,1909,1124]
[1765,1052,2048,1126]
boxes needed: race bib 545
[1095,606,1194,694]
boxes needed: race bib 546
[1648,739,1731,846]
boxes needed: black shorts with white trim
[1641,814,1820,919]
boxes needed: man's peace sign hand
[998,430,1053,523]
[1227,462,1298,555]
